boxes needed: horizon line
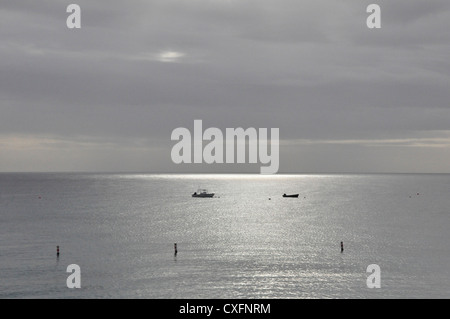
[1,171,450,175]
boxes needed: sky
[1,0,450,173]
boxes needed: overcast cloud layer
[1,0,450,173]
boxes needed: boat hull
[192,193,215,198]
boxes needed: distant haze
[1,0,450,173]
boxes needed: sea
[0,173,449,299]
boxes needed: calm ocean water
[0,173,449,299]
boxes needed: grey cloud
[1,0,450,172]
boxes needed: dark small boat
[192,189,215,198]
[283,193,299,198]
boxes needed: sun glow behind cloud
[129,50,186,63]
[156,51,185,62]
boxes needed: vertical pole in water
[174,243,177,256]
[340,241,344,253]
[57,245,60,257]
